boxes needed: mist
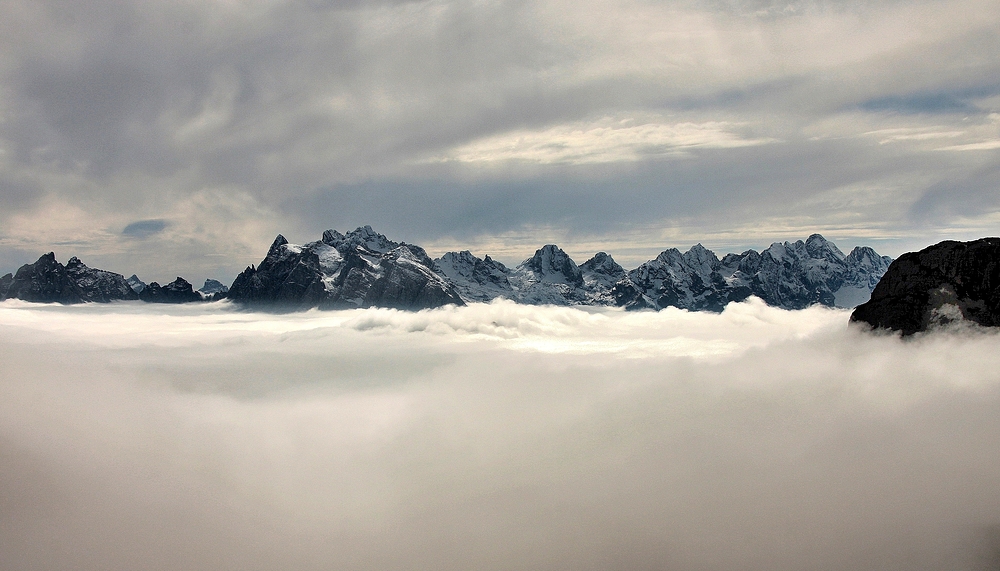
[2,298,1000,571]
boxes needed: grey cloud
[858,84,1000,115]
[908,159,1000,223]
[122,218,168,238]
[291,136,956,249]
[0,0,999,270]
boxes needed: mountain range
[0,226,893,312]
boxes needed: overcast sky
[1,0,999,282]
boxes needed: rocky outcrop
[850,238,1000,335]
[138,277,203,303]
[227,226,464,310]
[0,253,138,304]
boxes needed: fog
[2,299,1000,571]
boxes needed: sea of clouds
[2,298,1000,571]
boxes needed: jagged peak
[267,234,289,256]
[683,243,718,260]
[165,277,192,288]
[520,244,583,285]
[654,248,684,265]
[805,233,846,261]
[437,250,487,273]
[586,251,612,263]
[341,225,397,253]
[322,229,345,245]
[581,251,622,272]
[525,244,573,266]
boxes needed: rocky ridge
[850,237,1000,335]
[1,227,893,312]
[0,253,138,304]
[435,233,891,312]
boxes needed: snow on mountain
[434,246,626,306]
[435,250,513,303]
[0,228,890,312]
[228,226,464,310]
[612,234,892,311]
[433,233,889,311]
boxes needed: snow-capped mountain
[435,250,513,302]
[614,234,893,311]
[434,245,626,306]
[434,234,891,311]
[227,225,464,310]
[0,228,891,312]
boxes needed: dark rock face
[0,253,138,304]
[138,277,203,303]
[850,238,1000,335]
[227,226,464,310]
[65,257,140,302]
[2,252,81,303]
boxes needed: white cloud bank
[2,299,1000,570]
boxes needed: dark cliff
[850,238,1000,335]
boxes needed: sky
[1,0,999,283]
[4,299,1000,570]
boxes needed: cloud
[122,218,168,238]
[428,116,777,165]
[1,0,1000,271]
[3,299,1000,570]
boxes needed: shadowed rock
[851,237,1000,335]
[139,277,203,304]
[0,253,137,304]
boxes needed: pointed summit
[521,245,584,287]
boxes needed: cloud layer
[1,0,999,279]
[3,299,1000,570]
